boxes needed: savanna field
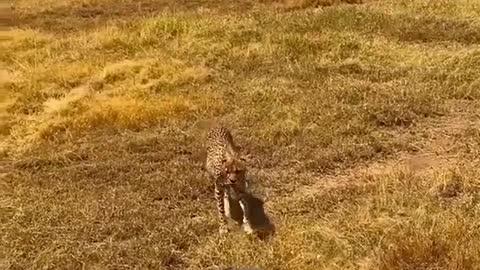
[2,0,480,269]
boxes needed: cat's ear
[240,151,256,164]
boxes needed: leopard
[204,125,253,235]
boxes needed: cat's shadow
[224,191,275,239]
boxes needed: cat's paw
[219,225,230,235]
[242,223,254,234]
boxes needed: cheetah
[204,125,253,234]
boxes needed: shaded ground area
[13,0,253,33]
[12,0,370,34]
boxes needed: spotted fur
[205,126,252,234]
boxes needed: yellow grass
[2,0,480,269]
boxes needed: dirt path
[271,102,480,207]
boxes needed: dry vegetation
[2,0,480,269]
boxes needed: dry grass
[2,0,480,269]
